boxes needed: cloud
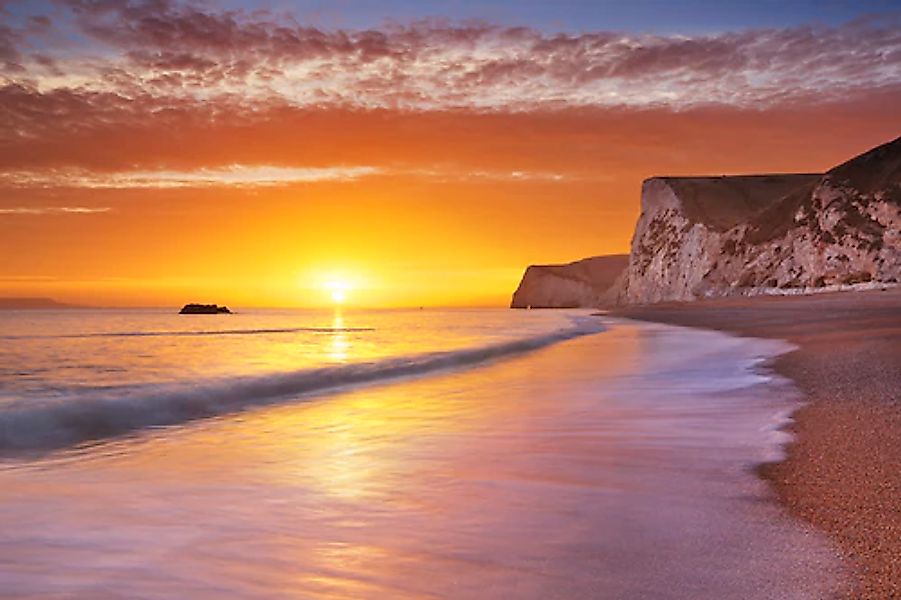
[0,164,583,188]
[0,165,381,188]
[0,206,111,214]
[2,2,898,114]
[0,23,22,71]
[411,167,579,183]
[0,2,897,173]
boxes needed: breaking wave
[0,317,602,453]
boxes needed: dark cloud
[0,23,22,70]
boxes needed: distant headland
[179,303,232,314]
[0,297,80,310]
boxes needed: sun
[306,270,365,307]
[323,279,350,304]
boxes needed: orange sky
[2,100,900,307]
[1,5,899,307]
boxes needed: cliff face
[511,255,628,308]
[620,136,901,304]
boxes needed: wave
[0,326,375,341]
[0,317,603,453]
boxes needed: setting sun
[323,280,350,304]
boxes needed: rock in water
[179,304,231,314]
[511,255,629,308]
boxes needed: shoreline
[615,288,901,599]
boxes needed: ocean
[0,308,844,598]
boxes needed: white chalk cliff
[620,136,900,303]
[511,135,900,307]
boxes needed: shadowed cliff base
[615,289,901,599]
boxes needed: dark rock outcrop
[179,304,231,314]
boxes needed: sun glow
[323,279,351,305]
[298,269,371,308]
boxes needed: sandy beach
[616,289,901,599]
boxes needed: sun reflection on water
[328,309,351,362]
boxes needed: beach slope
[616,289,901,599]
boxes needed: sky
[1,0,899,307]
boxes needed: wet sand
[616,289,901,599]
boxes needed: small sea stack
[178,303,231,314]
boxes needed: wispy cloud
[0,206,111,215]
[412,168,582,183]
[0,165,382,188]
[0,165,581,188]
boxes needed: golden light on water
[329,310,350,362]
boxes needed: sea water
[0,308,845,598]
